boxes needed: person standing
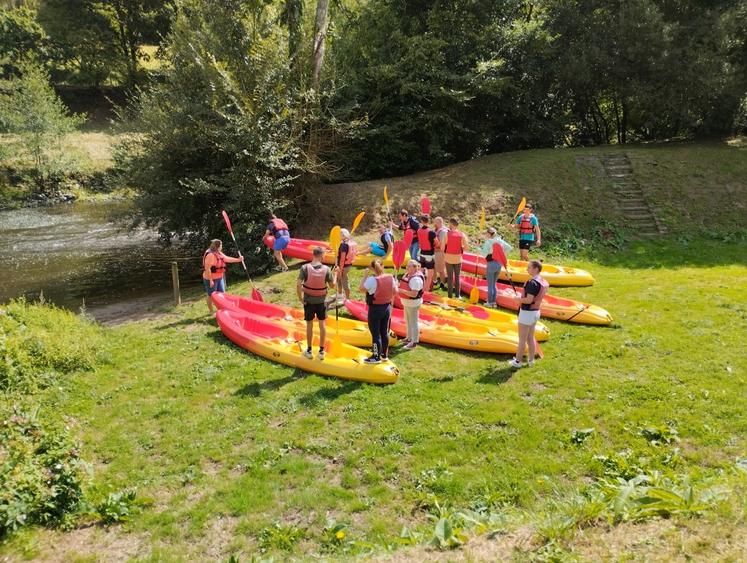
[296,247,337,360]
[480,227,512,308]
[399,260,424,350]
[443,218,469,299]
[416,214,437,291]
[433,216,448,290]
[336,228,357,299]
[359,260,397,364]
[392,209,420,260]
[264,214,291,271]
[510,203,541,261]
[202,239,244,313]
[508,260,548,368]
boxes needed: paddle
[492,242,516,293]
[392,239,406,275]
[221,210,262,301]
[350,211,366,235]
[421,196,431,215]
[469,208,487,304]
[329,225,342,253]
[511,197,527,223]
[403,227,414,253]
[383,185,391,219]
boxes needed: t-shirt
[515,214,539,241]
[480,236,512,260]
[400,275,424,307]
[398,216,420,233]
[298,263,334,304]
[521,278,541,311]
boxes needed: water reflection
[0,202,201,311]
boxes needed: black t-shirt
[399,216,420,232]
[337,241,350,265]
[521,278,541,311]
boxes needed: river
[0,201,201,321]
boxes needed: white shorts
[518,309,541,326]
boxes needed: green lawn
[3,237,746,561]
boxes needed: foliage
[0,6,50,76]
[0,62,84,188]
[116,0,308,258]
[0,299,101,393]
[258,521,304,552]
[0,405,86,538]
[93,489,150,524]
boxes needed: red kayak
[459,276,612,325]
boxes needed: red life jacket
[202,249,226,279]
[526,275,549,310]
[371,274,395,305]
[339,240,357,266]
[445,229,464,254]
[302,264,329,297]
[270,217,288,231]
[519,214,535,235]
[417,227,434,253]
[434,227,447,251]
[399,271,425,299]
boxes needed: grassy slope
[3,238,746,561]
[303,141,747,242]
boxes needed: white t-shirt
[363,276,378,294]
[401,275,424,307]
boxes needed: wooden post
[171,261,181,306]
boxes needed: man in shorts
[511,203,541,261]
[296,247,337,360]
[265,214,291,271]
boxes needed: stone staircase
[601,153,666,237]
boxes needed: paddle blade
[479,207,486,232]
[383,185,389,206]
[403,228,414,248]
[392,240,406,270]
[512,197,527,221]
[329,225,342,253]
[351,211,365,234]
[421,196,431,215]
[469,286,480,304]
[251,287,263,302]
[492,242,508,267]
[221,210,233,235]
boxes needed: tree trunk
[613,97,622,144]
[286,0,301,66]
[311,0,329,90]
[620,98,628,144]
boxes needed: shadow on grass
[477,365,515,385]
[155,314,215,330]
[298,380,362,408]
[234,373,302,397]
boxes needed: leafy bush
[93,489,150,524]
[258,521,305,552]
[0,300,102,393]
[0,405,86,538]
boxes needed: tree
[0,62,84,187]
[116,0,308,257]
[0,6,50,77]
[311,0,329,89]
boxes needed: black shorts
[303,302,327,321]
[419,253,435,270]
[519,240,533,250]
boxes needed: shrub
[0,404,86,538]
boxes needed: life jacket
[270,218,289,237]
[525,275,549,310]
[339,240,357,266]
[399,271,425,299]
[202,249,226,279]
[434,227,448,251]
[417,227,435,253]
[519,214,536,235]
[445,229,464,254]
[302,263,329,297]
[367,274,395,306]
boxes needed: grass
[1,237,746,561]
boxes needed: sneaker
[508,358,523,369]
[274,265,285,272]
[364,355,381,364]
[402,338,411,345]
[527,361,534,367]
[403,342,417,351]
[302,349,313,359]
[486,302,495,308]
[318,349,326,361]
[380,355,388,361]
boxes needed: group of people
[203,203,545,369]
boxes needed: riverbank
[2,236,746,561]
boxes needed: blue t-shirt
[515,214,538,241]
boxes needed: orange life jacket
[202,250,226,280]
[526,275,549,310]
[339,240,357,266]
[368,274,395,305]
[270,218,289,236]
[519,214,536,235]
[399,271,425,299]
[302,264,329,297]
[417,227,435,253]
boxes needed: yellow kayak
[211,292,393,348]
[402,292,550,341]
[266,236,407,268]
[462,254,595,286]
[216,309,399,384]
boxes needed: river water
[0,201,201,319]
